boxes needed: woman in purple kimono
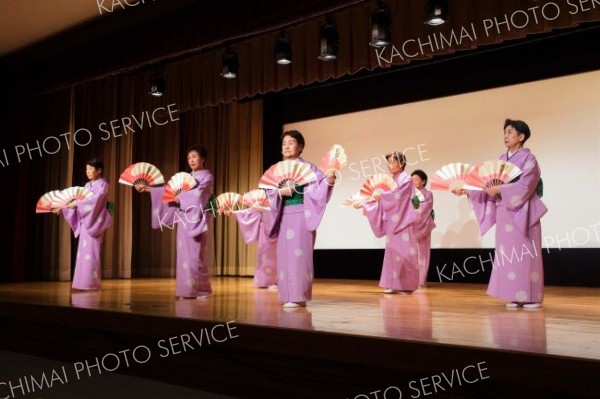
[363,152,419,294]
[454,119,547,308]
[235,206,278,288]
[138,146,214,299]
[55,158,112,290]
[411,170,436,288]
[265,130,335,308]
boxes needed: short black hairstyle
[385,151,407,167]
[187,145,207,161]
[86,158,104,173]
[411,169,428,185]
[504,119,531,143]
[281,130,305,153]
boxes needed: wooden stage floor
[1,278,599,398]
[0,278,598,361]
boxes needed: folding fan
[241,189,270,210]
[430,162,474,191]
[341,193,370,209]
[162,172,197,203]
[258,160,318,190]
[320,144,347,173]
[464,160,522,189]
[51,187,94,209]
[36,190,62,213]
[359,174,398,200]
[215,192,242,214]
[119,162,164,188]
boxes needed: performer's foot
[267,285,278,290]
[282,302,305,308]
[523,302,542,309]
[196,293,211,300]
[383,288,397,294]
[398,290,413,295]
[505,302,520,308]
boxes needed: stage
[0,278,599,398]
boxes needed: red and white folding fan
[465,160,522,189]
[36,190,62,213]
[51,187,94,209]
[258,160,318,190]
[241,189,270,210]
[341,193,370,209]
[162,172,197,203]
[320,144,347,173]
[215,192,242,214]
[119,162,164,188]
[430,162,474,191]
[359,174,398,200]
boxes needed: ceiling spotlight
[221,48,239,79]
[318,15,339,61]
[369,0,392,48]
[275,31,292,65]
[425,0,448,26]
[148,75,165,97]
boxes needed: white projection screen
[284,70,600,250]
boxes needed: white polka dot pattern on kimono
[294,248,303,257]
[395,255,401,262]
[194,189,202,197]
[286,229,295,240]
[98,216,104,224]
[499,244,506,254]
[391,214,400,223]
[515,291,528,302]
[84,204,94,212]
[153,208,160,216]
[531,272,540,283]
[304,209,312,218]
[85,254,91,261]
[261,254,268,262]
[83,239,88,248]
[394,193,401,200]
[505,224,514,233]
[393,271,399,279]
[510,195,522,207]
[182,261,189,269]
[92,270,98,280]
[187,278,197,288]
[401,233,409,242]
[524,160,535,171]
[178,240,182,249]
[245,232,253,240]
[507,272,516,280]
[409,247,416,256]
[264,267,273,275]
[279,271,285,280]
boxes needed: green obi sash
[106,201,114,216]
[536,178,543,198]
[411,195,421,209]
[284,185,304,206]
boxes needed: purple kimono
[364,171,419,292]
[265,158,333,304]
[62,178,112,290]
[236,208,278,287]
[468,148,547,303]
[412,187,436,286]
[150,169,214,298]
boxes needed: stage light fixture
[318,15,339,61]
[148,74,166,97]
[275,31,292,65]
[369,0,392,48]
[221,48,239,79]
[425,0,448,26]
